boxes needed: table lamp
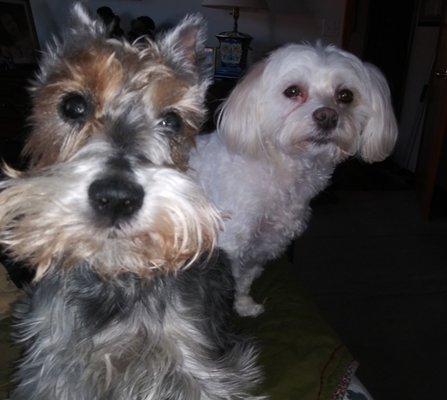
[202,0,268,77]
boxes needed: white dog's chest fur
[189,43,397,317]
[190,133,335,266]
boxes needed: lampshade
[201,0,268,11]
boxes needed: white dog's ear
[358,63,398,163]
[218,62,267,156]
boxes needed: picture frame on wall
[0,0,39,67]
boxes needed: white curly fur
[190,43,398,316]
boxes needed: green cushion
[237,257,354,400]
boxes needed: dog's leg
[232,262,265,317]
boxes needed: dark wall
[362,0,418,118]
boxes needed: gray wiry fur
[37,3,210,91]
[11,257,264,400]
[3,137,264,399]
[157,13,211,84]
[3,3,265,399]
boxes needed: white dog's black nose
[88,177,144,223]
[312,107,338,130]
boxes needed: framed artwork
[418,0,444,26]
[0,0,39,66]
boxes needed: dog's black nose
[88,177,144,224]
[312,107,338,130]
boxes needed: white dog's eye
[283,85,304,99]
[336,89,354,104]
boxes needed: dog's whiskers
[1,3,264,399]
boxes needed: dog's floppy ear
[218,61,267,157]
[358,63,398,162]
[158,14,208,81]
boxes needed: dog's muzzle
[88,176,144,225]
[312,107,338,131]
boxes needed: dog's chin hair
[277,129,354,161]
[302,131,356,157]
[0,166,221,281]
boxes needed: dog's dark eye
[159,112,182,133]
[283,85,303,99]
[336,89,354,104]
[60,93,90,121]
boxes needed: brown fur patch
[24,43,141,168]
[168,135,195,171]
[150,75,189,112]
[24,37,207,172]
[145,76,206,169]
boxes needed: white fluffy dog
[189,43,398,316]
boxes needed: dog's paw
[234,295,264,317]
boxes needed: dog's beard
[0,161,220,281]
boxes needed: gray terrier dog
[0,4,263,399]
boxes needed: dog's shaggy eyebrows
[0,3,264,399]
[26,46,129,167]
[25,33,207,170]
